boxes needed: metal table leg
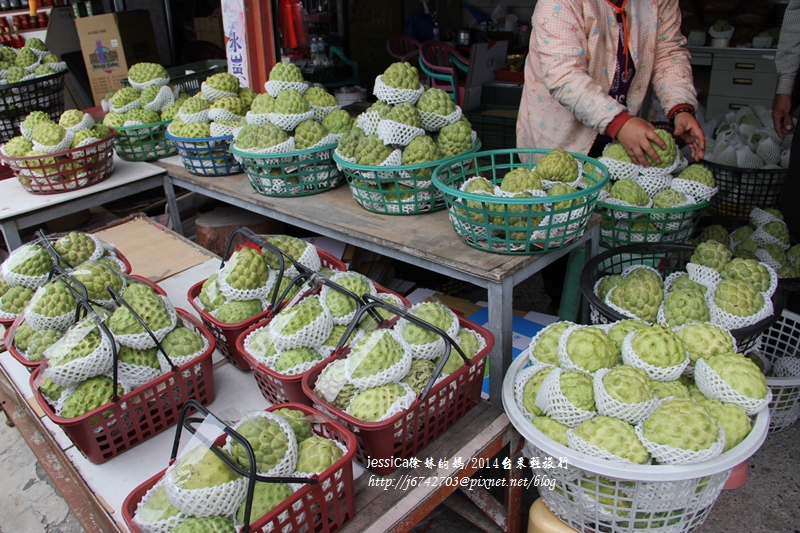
[1,220,22,251]
[162,175,184,237]
[488,277,514,407]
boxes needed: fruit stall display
[0,109,116,194]
[229,62,345,197]
[102,62,185,161]
[502,317,770,533]
[165,71,256,176]
[303,296,493,474]
[594,131,717,248]
[333,62,483,215]
[187,232,346,370]
[239,270,410,406]
[431,148,608,254]
[701,105,791,217]
[123,401,357,533]
[581,243,781,353]
[0,39,69,144]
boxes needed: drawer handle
[735,62,756,70]
[733,78,753,85]
[728,103,745,110]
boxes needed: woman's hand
[615,117,666,167]
[673,112,705,162]
[772,93,795,139]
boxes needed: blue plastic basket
[165,131,241,176]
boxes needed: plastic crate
[302,316,493,475]
[580,243,784,352]
[749,310,800,433]
[464,106,517,151]
[0,70,67,144]
[502,352,769,533]
[113,120,177,162]
[122,402,356,533]
[0,133,116,194]
[333,140,482,215]
[231,142,343,197]
[240,285,411,406]
[30,309,216,464]
[166,131,241,176]
[432,148,608,254]
[187,248,347,370]
[121,60,227,97]
[703,160,787,217]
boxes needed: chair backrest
[419,40,470,106]
[327,46,359,87]
[387,35,421,62]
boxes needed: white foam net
[356,110,382,135]
[200,82,239,103]
[209,122,237,138]
[226,411,298,476]
[110,100,141,115]
[566,429,647,464]
[142,86,174,114]
[177,109,209,125]
[597,157,637,181]
[373,75,424,105]
[132,480,187,533]
[344,328,413,389]
[708,26,735,39]
[264,80,307,98]
[620,331,689,381]
[752,225,790,251]
[353,148,403,182]
[635,174,672,197]
[686,262,721,291]
[346,381,416,422]
[694,358,772,415]
[245,111,272,126]
[43,322,116,387]
[376,119,426,147]
[750,207,781,227]
[64,113,95,133]
[671,178,719,202]
[118,360,164,391]
[128,76,170,92]
[395,302,460,360]
[233,137,296,167]
[773,356,800,377]
[270,296,334,352]
[311,104,340,122]
[267,110,316,132]
[319,272,377,326]
[534,368,597,427]
[165,456,248,517]
[419,107,462,132]
[208,108,244,123]
[635,422,725,465]
[592,367,658,425]
[513,362,551,421]
[32,130,74,154]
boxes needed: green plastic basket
[230,142,343,197]
[112,119,176,162]
[332,140,482,215]
[431,148,609,254]
[595,198,709,248]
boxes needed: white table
[0,156,182,250]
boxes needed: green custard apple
[565,327,619,372]
[572,416,649,464]
[531,321,572,365]
[535,150,578,183]
[641,398,720,452]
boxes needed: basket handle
[172,400,318,533]
[341,295,471,402]
[73,298,121,402]
[106,286,179,373]
[313,274,386,331]
[46,264,91,304]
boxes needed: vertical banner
[221,0,250,88]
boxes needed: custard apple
[385,101,421,128]
[172,517,234,533]
[162,327,205,359]
[53,231,99,266]
[607,319,648,351]
[416,87,456,116]
[522,366,555,417]
[294,118,328,149]
[401,134,442,172]
[677,164,714,187]
[271,296,325,336]
[560,370,596,412]
[112,87,141,109]
[500,167,542,193]
[107,285,172,335]
[355,134,393,166]
[198,275,226,312]
[531,322,572,365]
[535,150,578,183]
[303,86,337,107]
[691,241,733,271]
[439,328,482,374]
[12,319,34,351]
[323,271,372,320]
[631,325,687,368]
[602,141,632,163]
[59,109,87,130]
[644,129,677,168]
[609,179,649,206]
[250,93,276,114]
[15,47,37,67]
[596,274,624,302]
[641,398,720,452]
[180,121,212,139]
[704,353,768,399]
[321,109,353,134]
[602,365,654,404]
[673,323,735,365]
[234,482,292,526]
[272,408,313,443]
[26,329,63,362]
[696,224,729,246]
[215,300,263,324]
[206,72,240,94]
[128,62,168,83]
[28,280,77,318]
[608,275,663,323]
[237,87,256,109]
[274,90,310,114]
[103,112,126,128]
[118,345,160,369]
[402,359,436,393]
[532,416,569,446]
[269,61,304,82]
[314,359,360,410]
[734,238,759,260]
[548,182,579,211]
[731,225,755,245]
[565,327,619,372]
[649,379,691,399]
[436,119,472,158]
[0,286,35,315]
[91,124,112,139]
[5,65,28,84]
[180,96,211,115]
[381,62,419,89]
[402,301,455,345]
[764,220,790,246]
[210,96,246,117]
[336,126,364,158]
[572,416,650,463]
[652,189,688,209]
[366,100,392,118]
[170,445,242,491]
[135,486,181,525]
[348,383,408,421]
[720,258,772,292]
[229,415,291,474]
[714,278,764,317]
[663,288,710,327]
[31,122,67,146]
[274,347,320,372]
[3,135,33,157]
[221,246,269,291]
[761,243,788,266]
[348,329,404,379]
[60,376,114,419]
[694,397,751,452]
[33,64,54,76]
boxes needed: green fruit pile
[0,40,65,85]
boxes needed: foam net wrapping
[313,358,359,403]
[755,248,784,272]
[264,80,307,98]
[353,148,403,182]
[298,134,338,161]
[750,207,782,227]
[156,330,210,369]
[346,381,416,422]
[638,151,687,179]
[263,347,323,376]
[373,76,424,105]
[376,119,426,147]
[43,322,116,387]
[245,111,271,126]
[270,296,334,352]
[117,361,164,391]
[164,454,248,517]
[634,421,725,465]
[356,110,382,135]
[603,196,654,214]
[534,368,597,427]
[670,178,719,202]
[63,113,95,133]
[620,330,689,382]
[513,361,551,421]
[395,303,460,360]
[311,103,340,122]
[752,225,791,251]
[267,110,316,132]
[225,411,299,476]
[217,258,276,302]
[344,328,413,389]
[24,303,75,334]
[132,480,187,533]
[566,429,648,465]
[128,76,170,92]
[1,247,50,290]
[556,324,612,375]
[772,355,800,377]
[597,156,638,181]
[419,107,462,132]
[110,100,141,115]
[142,86,175,114]
[592,367,659,425]
[320,272,378,326]
[694,358,772,415]
[200,82,238,103]
[177,109,209,125]
[686,262,722,291]
[32,130,74,154]
[209,122,237,138]
[649,195,699,223]
[707,281,773,330]
[527,322,574,366]
[207,108,244,123]
[634,174,672,197]
[708,26,735,39]
[114,297,179,350]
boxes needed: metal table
[157,160,600,405]
[0,156,183,250]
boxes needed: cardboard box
[194,16,225,50]
[74,11,161,105]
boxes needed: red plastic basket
[302,317,493,475]
[0,133,116,194]
[239,285,410,406]
[29,309,217,464]
[121,402,357,533]
[187,249,347,370]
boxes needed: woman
[516,0,705,163]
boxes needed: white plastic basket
[751,309,800,433]
[503,354,769,533]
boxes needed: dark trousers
[780,130,800,240]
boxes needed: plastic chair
[387,35,421,62]
[324,45,360,88]
[419,40,470,108]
